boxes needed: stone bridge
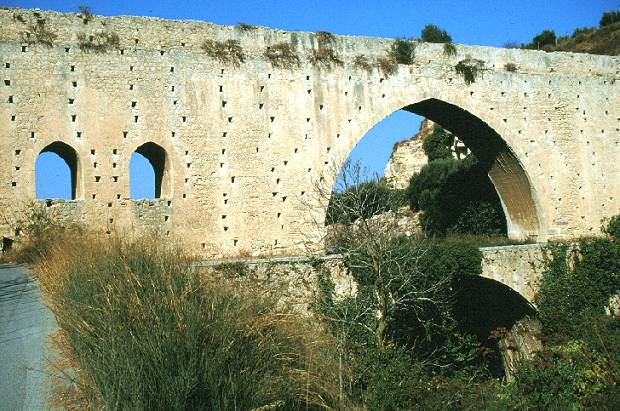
[1,8,620,257]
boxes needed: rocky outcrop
[383,120,469,189]
[498,317,543,381]
[383,120,433,189]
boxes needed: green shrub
[510,338,620,409]
[37,235,341,410]
[388,38,415,65]
[422,124,454,161]
[536,240,620,339]
[5,201,78,264]
[443,42,457,56]
[406,156,506,236]
[77,5,93,24]
[522,219,620,408]
[308,47,343,68]
[315,31,336,45]
[455,58,485,85]
[523,29,557,50]
[201,39,245,67]
[600,11,620,27]
[504,62,517,72]
[603,214,620,238]
[265,42,300,68]
[420,24,452,43]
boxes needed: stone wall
[480,243,548,303]
[195,243,549,309]
[1,8,619,257]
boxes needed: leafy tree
[524,29,556,49]
[600,11,620,27]
[406,153,505,236]
[422,125,454,161]
[420,24,452,43]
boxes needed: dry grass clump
[236,22,257,32]
[353,54,373,72]
[315,31,336,45]
[77,31,120,53]
[201,39,246,67]
[309,47,343,68]
[0,201,81,265]
[21,18,57,47]
[504,62,518,72]
[377,56,398,77]
[32,222,343,409]
[265,42,301,68]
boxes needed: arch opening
[130,142,169,199]
[36,141,81,200]
[404,98,540,240]
[453,275,538,378]
[331,97,540,241]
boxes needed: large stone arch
[36,141,82,200]
[337,92,544,241]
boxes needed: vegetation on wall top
[520,8,620,55]
[18,16,57,47]
[265,42,301,68]
[201,39,246,67]
[77,31,120,53]
[420,23,453,43]
[455,58,485,85]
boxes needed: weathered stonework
[384,120,431,189]
[384,119,469,189]
[1,9,620,256]
[480,243,548,302]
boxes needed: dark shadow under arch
[132,142,169,199]
[404,99,540,240]
[38,141,81,200]
[453,275,537,377]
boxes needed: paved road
[0,265,56,411]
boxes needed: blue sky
[14,0,617,198]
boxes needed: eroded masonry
[1,9,620,256]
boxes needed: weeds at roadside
[33,228,343,410]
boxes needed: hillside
[523,11,620,55]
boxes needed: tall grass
[35,229,343,410]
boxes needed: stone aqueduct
[1,9,620,258]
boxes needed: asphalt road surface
[0,264,56,411]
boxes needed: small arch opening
[36,141,81,200]
[130,142,169,199]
